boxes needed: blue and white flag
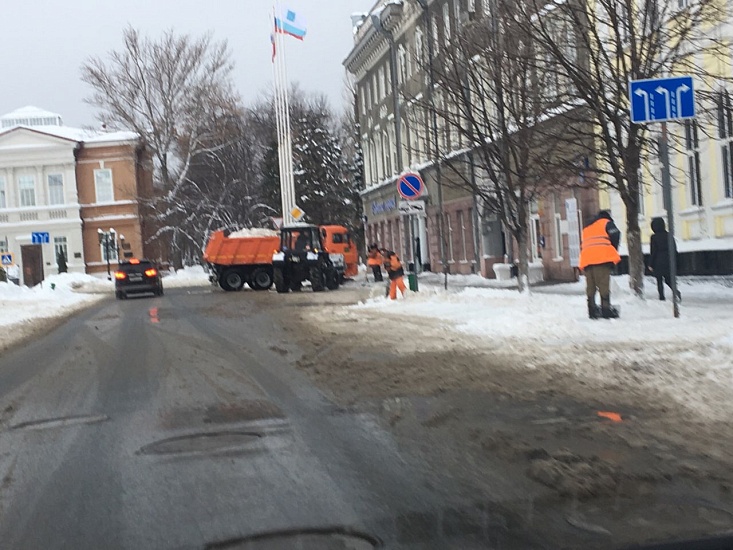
[275,7,307,40]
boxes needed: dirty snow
[354,274,733,422]
[228,227,278,238]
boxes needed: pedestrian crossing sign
[1,253,13,266]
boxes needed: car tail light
[129,258,141,264]
[114,271,127,280]
[144,268,158,277]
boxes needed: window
[415,28,424,60]
[718,90,733,199]
[398,45,408,85]
[378,67,385,99]
[454,0,461,26]
[684,120,703,206]
[0,238,7,254]
[445,212,454,261]
[443,3,451,43]
[360,87,366,115]
[18,175,35,207]
[458,210,468,261]
[553,194,564,258]
[101,241,118,262]
[482,0,491,18]
[468,0,476,11]
[0,176,5,208]
[48,174,64,205]
[433,16,440,53]
[94,169,114,203]
[54,236,68,262]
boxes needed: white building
[0,107,86,285]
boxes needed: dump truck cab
[272,224,341,293]
[320,225,358,279]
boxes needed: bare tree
[518,0,724,295]
[414,2,581,290]
[81,27,242,264]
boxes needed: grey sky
[0,0,372,128]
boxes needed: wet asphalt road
[0,286,538,550]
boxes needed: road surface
[0,286,541,549]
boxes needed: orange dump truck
[204,225,358,291]
[203,229,280,291]
[319,226,359,279]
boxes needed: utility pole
[416,0,448,290]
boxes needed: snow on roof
[1,105,62,120]
[0,124,139,145]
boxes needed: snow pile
[43,272,113,294]
[354,276,733,421]
[229,227,278,238]
[162,265,211,288]
[0,280,105,350]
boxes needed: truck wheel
[250,267,273,291]
[220,268,245,291]
[326,269,340,290]
[274,268,289,293]
[310,266,325,292]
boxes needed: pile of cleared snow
[0,280,105,349]
[43,272,113,294]
[229,227,278,238]
[353,276,733,421]
[163,265,211,288]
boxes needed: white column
[418,214,429,269]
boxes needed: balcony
[0,205,81,226]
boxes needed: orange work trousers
[389,276,407,300]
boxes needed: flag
[270,33,276,62]
[274,8,307,40]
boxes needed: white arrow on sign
[635,88,651,121]
[398,200,426,216]
[655,86,671,118]
[675,83,690,116]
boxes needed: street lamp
[97,227,117,280]
[416,0,449,289]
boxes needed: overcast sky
[0,0,374,128]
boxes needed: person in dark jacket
[649,217,680,301]
[579,210,622,319]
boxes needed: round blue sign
[397,173,425,200]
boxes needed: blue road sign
[1,253,12,266]
[629,76,695,124]
[31,232,50,244]
[397,172,425,200]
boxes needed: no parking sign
[397,172,425,200]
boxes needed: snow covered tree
[81,27,242,265]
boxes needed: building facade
[345,0,597,281]
[0,106,155,285]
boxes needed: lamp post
[416,0,448,289]
[97,228,117,280]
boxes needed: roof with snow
[1,105,63,128]
[0,123,139,146]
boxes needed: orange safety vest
[579,219,621,270]
[367,249,383,266]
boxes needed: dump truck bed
[203,230,280,267]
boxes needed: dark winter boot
[588,299,601,320]
[601,297,619,319]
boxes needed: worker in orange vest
[579,210,621,319]
[366,244,384,282]
[382,249,407,300]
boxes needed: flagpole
[273,4,293,225]
[278,22,295,223]
[272,7,287,225]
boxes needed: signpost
[1,253,12,266]
[396,172,426,292]
[31,232,50,245]
[629,76,694,318]
[397,173,425,200]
